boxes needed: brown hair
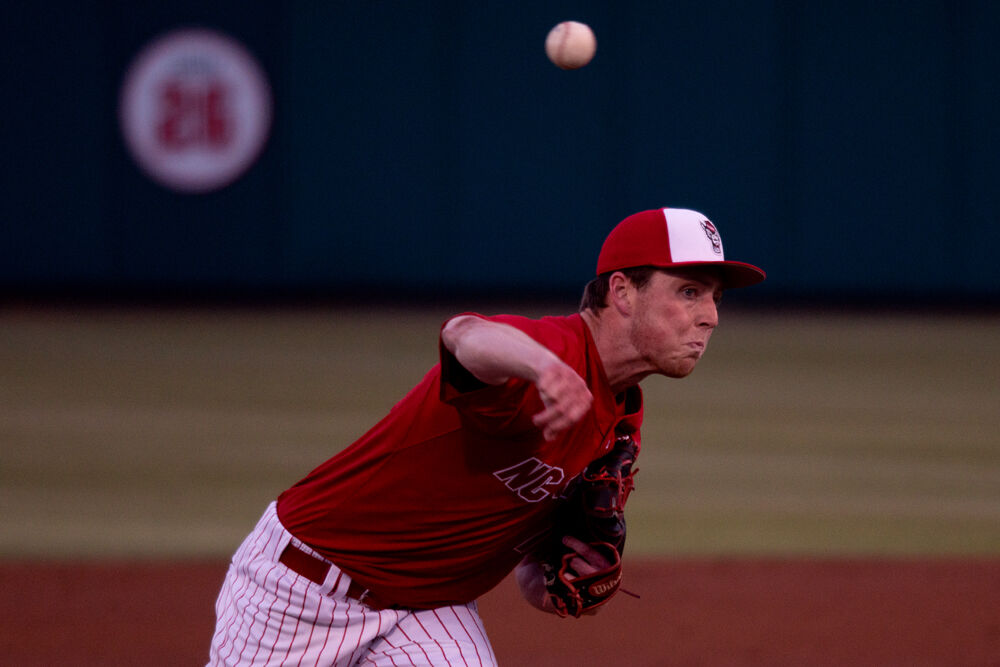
[578,266,658,312]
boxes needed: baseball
[545,21,596,70]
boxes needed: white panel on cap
[664,208,726,262]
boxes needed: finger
[562,536,611,568]
[568,555,599,577]
[532,411,567,441]
[533,410,578,441]
[531,397,592,439]
[534,368,593,416]
[562,535,595,555]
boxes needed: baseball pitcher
[207,208,765,666]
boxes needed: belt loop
[322,561,349,598]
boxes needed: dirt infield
[2,558,998,666]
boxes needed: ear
[607,271,634,316]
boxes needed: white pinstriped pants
[208,503,498,667]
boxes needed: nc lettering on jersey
[492,458,565,502]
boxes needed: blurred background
[3,0,998,303]
[1,1,999,561]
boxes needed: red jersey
[276,313,642,609]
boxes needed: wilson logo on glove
[588,569,623,597]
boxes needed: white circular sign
[119,28,273,193]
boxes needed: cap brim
[659,261,766,289]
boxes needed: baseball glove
[541,431,639,618]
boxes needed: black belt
[278,542,397,610]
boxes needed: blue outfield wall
[1,1,998,301]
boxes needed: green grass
[1,305,998,557]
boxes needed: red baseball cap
[596,208,766,288]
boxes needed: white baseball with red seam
[545,21,596,70]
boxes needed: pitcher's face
[627,268,722,378]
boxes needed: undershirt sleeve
[439,337,488,394]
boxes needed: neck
[580,308,651,394]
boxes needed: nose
[699,298,719,329]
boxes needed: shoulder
[443,312,585,350]
[490,313,585,345]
